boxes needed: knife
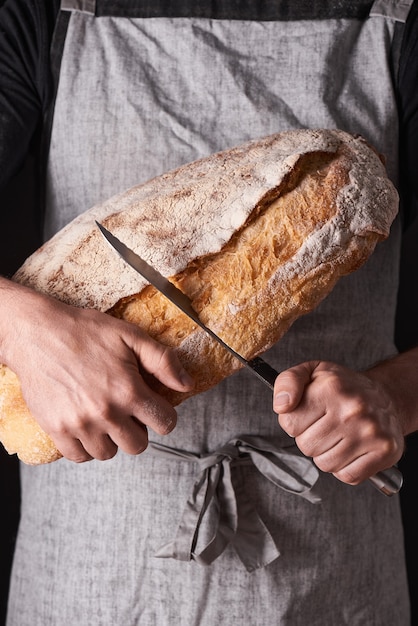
[96,221,403,497]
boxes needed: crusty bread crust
[0,130,399,464]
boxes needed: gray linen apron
[7,1,412,624]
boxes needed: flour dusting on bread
[14,130,396,312]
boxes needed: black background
[0,154,41,625]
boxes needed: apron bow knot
[151,436,321,571]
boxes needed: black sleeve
[0,0,59,190]
[398,0,418,229]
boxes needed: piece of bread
[0,129,399,464]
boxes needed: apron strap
[61,0,96,15]
[370,0,415,22]
[369,0,414,86]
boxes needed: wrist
[0,277,48,366]
[364,349,418,437]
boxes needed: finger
[56,416,148,461]
[317,428,401,481]
[129,331,194,392]
[334,448,402,486]
[311,436,361,476]
[130,386,178,436]
[50,434,93,463]
[273,361,320,413]
[107,418,150,456]
[78,433,119,461]
[309,429,398,485]
[50,419,120,461]
[79,382,173,451]
[295,418,343,458]
[329,453,375,486]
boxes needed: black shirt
[0,0,417,225]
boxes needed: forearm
[0,275,56,368]
[0,275,194,463]
[365,346,418,437]
[0,275,35,365]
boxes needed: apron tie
[150,436,321,572]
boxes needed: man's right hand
[0,278,194,463]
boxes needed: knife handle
[368,466,403,497]
[246,357,278,389]
[248,357,403,497]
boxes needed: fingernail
[274,392,290,412]
[180,369,194,388]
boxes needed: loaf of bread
[0,129,399,464]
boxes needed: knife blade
[96,221,403,497]
[96,221,279,389]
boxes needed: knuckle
[155,345,177,374]
[334,467,361,485]
[71,455,92,464]
[119,387,138,410]
[276,370,297,387]
[96,447,118,461]
[130,441,149,455]
[339,397,373,429]
[360,419,381,439]
[321,371,346,397]
[62,450,92,463]
[378,435,400,459]
[295,433,315,457]
[154,412,177,436]
[313,455,336,475]
[137,398,177,435]
[48,421,73,440]
[278,412,296,436]
[159,422,175,436]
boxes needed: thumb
[273,361,320,413]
